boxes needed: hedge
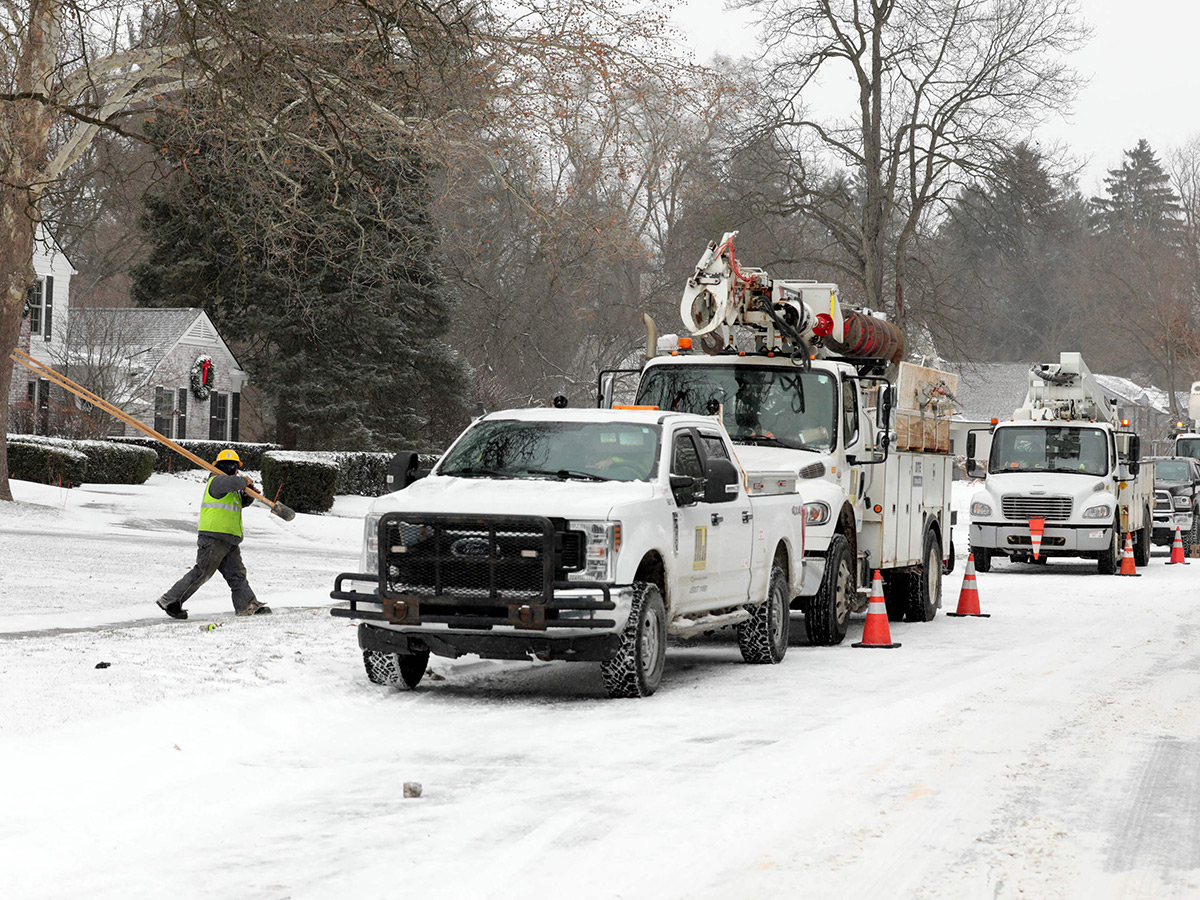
[261,451,339,514]
[7,438,88,487]
[109,437,280,473]
[71,440,156,484]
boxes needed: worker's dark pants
[160,534,257,612]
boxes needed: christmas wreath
[190,355,215,401]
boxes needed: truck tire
[1097,524,1119,575]
[1134,508,1151,567]
[804,534,852,646]
[972,545,992,573]
[738,564,789,664]
[363,647,430,689]
[601,583,667,698]
[887,529,942,623]
[943,538,956,575]
[1189,513,1200,548]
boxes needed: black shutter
[230,392,241,442]
[37,378,50,435]
[177,388,188,439]
[43,275,53,341]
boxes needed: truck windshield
[1176,437,1200,461]
[438,420,661,482]
[1155,460,1191,482]
[989,426,1109,476]
[636,365,837,451]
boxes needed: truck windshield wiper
[439,466,510,478]
[736,435,790,447]
[524,468,611,482]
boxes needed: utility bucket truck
[966,353,1155,574]
[606,233,957,645]
[1171,381,1200,460]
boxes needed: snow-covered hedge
[6,435,156,485]
[6,437,88,487]
[109,437,281,473]
[261,451,339,514]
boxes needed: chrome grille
[1001,495,1073,522]
[1155,490,1173,513]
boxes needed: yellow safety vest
[198,477,243,538]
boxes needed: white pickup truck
[331,408,806,698]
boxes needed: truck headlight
[1174,495,1192,510]
[970,501,992,517]
[1082,504,1113,519]
[567,520,621,583]
[361,513,382,573]
[803,502,831,526]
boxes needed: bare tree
[0,0,687,499]
[733,0,1087,327]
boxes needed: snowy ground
[2,476,1199,899]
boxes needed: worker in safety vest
[156,449,271,619]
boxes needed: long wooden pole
[10,348,295,521]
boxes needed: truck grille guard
[330,513,617,631]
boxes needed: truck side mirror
[702,458,740,503]
[1128,435,1141,475]
[386,451,426,491]
[669,474,704,507]
[876,385,895,429]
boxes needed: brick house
[64,308,251,441]
[8,224,78,429]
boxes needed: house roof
[68,308,247,382]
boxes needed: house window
[36,378,50,435]
[154,388,173,436]
[209,393,229,441]
[25,276,53,340]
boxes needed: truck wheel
[1097,525,1119,575]
[972,546,992,573]
[804,534,852,645]
[1134,510,1151,567]
[943,538,956,575]
[1189,514,1200,548]
[738,564,789,664]
[363,647,430,689]
[887,529,942,623]
[601,583,667,698]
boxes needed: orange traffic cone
[1118,532,1140,576]
[1168,526,1189,565]
[852,570,901,649]
[947,553,991,617]
[1029,516,1045,560]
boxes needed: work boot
[236,599,272,617]
[157,597,188,620]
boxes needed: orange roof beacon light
[990,417,999,425]
[1121,418,1130,428]
[612,404,659,411]
[678,337,693,351]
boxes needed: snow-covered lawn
[2,477,1199,899]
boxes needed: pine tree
[1091,139,1183,237]
[131,110,469,450]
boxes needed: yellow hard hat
[216,448,241,465]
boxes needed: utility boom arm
[1019,352,1115,425]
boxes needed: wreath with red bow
[190,355,215,401]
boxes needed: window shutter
[37,378,50,435]
[177,388,188,439]
[230,392,241,442]
[43,276,53,341]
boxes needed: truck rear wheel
[886,529,942,623]
[601,583,667,698]
[363,647,430,689]
[738,564,789,664]
[972,545,992,573]
[805,534,852,645]
[1134,509,1151,567]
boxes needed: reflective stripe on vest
[198,476,243,537]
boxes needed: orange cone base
[851,640,902,648]
[947,611,991,618]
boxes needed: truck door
[698,430,753,603]
[668,429,720,611]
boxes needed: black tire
[1133,510,1151,567]
[1189,513,1200,548]
[888,529,942,623]
[972,545,992,573]
[363,648,430,689]
[805,534,853,645]
[943,538,956,575]
[882,573,906,621]
[738,564,789,664]
[602,583,667,698]
[1097,524,1119,575]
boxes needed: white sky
[672,0,1200,195]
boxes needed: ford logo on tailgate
[451,537,491,559]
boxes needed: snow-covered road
[2,477,1199,899]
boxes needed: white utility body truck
[607,233,957,644]
[967,352,1154,574]
[330,408,806,698]
[1171,381,1200,460]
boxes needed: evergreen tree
[131,110,469,450]
[1091,139,1183,238]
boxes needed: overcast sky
[673,0,1199,195]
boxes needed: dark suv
[1149,456,1200,546]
